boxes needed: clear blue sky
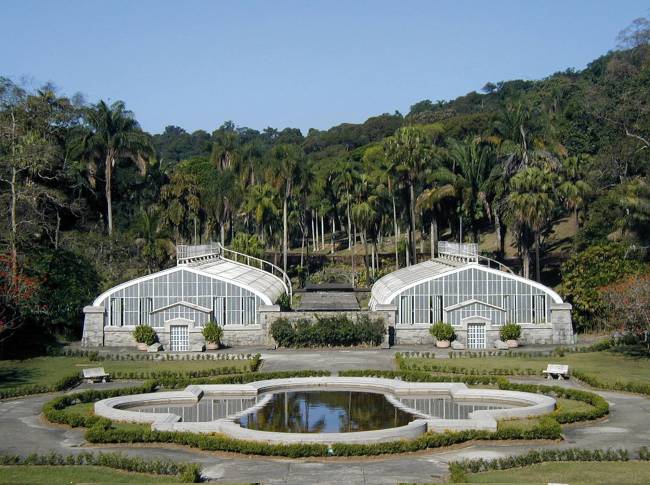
[2,1,647,134]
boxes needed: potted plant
[429,322,455,348]
[202,320,223,350]
[500,323,522,348]
[133,324,157,351]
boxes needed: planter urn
[206,342,219,351]
[506,339,519,348]
[136,342,148,351]
[436,340,451,348]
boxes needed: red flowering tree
[0,254,41,343]
[600,271,650,342]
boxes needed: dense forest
[1,18,649,355]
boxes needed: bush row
[84,415,561,458]
[338,370,609,423]
[448,447,631,482]
[0,451,200,483]
[396,358,541,376]
[270,314,385,348]
[572,369,650,396]
[0,372,81,400]
[49,347,259,361]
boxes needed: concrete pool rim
[94,377,556,445]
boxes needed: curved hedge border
[0,451,200,483]
[572,369,650,396]
[448,447,637,483]
[0,373,81,400]
[43,369,566,457]
[84,416,561,457]
[338,369,609,424]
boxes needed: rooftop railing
[176,242,292,300]
[438,241,513,274]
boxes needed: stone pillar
[374,304,397,349]
[82,306,105,347]
[550,302,574,345]
[258,304,281,347]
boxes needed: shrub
[449,447,631,479]
[276,293,291,311]
[132,325,157,345]
[429,322,455,342]
[0,451,201,482]
[270,314,384,348]
[201,320,223,345]
[500,323,522,341]
[0,372,81,400]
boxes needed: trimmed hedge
[270,314,385,348]
[572,369,650,396]
[44,368,567,458]
[85,415,562,457]
[0,451,201,483]
[339,369,609,424]
[448,447,631,482]
[0,372,81,400]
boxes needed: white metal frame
[169,324,189,352]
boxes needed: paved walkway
[1,350,648,484]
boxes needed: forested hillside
[1,19,649,354]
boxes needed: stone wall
[83,300,574,350]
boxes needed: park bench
[542,364,570,380]
[82,367,110,383]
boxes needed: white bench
[542,364,569,380]
[82,367,110,383]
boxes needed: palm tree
[386,127,431,264]
[507,167,557,281]
[333,158,359,250]
[373,141,402,269]
[244,183,279,243]
[76,100,153,236]
[352,175,379,281]
[441,137,497,242]
[558,156,591,231]
[134,207,174,273]
[270,143,304,272]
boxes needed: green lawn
[0,465,182,484]
[0,355,254,393]
[458,461,650,484]
[401,351,650,388]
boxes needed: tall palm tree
[76,100,153,236]
[270,143,304,272]
[558,156,591,231]
[351,175,379,281]
[386,127,431,264]
[244,183,279,242]
[507,167,557,281]
[373,141,402,269]
[442,137,497,242]
[333,158,359,250]
[134,207,174,273]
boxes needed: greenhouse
[82,243,290,350]
[370,242,573,348]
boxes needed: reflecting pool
[238,390,413,433]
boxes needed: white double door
[169,325,189,352]
[467,323,486,349]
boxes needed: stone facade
[83,301,573,350]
